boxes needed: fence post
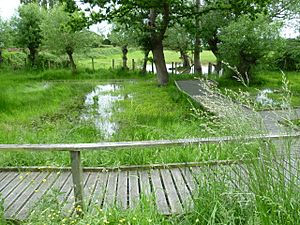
[112,59,115,69]
[132,59,135,71]
[172,62,174,74]
[70,151,85,215]
[208,62,212,75]
[151,61,154,73]
[92,57,95,72]
[175,62,178,75]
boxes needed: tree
[164,24,192,69]
[219,15,283,79]
[41,5,88,74]
[109,25,138,70]
[15,3,44,67]
[82,0,274,85]
[20,0,59,9]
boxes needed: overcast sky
[0,0,298,38]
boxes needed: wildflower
[132,217,136,220]
[148,219,152,223]
[195,218,199,223]
[42,179,47,182]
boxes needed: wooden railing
[0,133,299,214]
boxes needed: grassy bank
[0,69,260,167]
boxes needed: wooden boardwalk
[0,163,246,220]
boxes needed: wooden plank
[160,169,183,214]
[5,172,49,218]
[128,170,140,208]
[170,168,193,210]
[0,172,9,182]
[16,171,60,220]
[116,171,128,209]
[0,133,298,152]
[0,172,19,192]
[138,170,151,196]
[3,172,40,213]
[1,173,31,199]
[102,172,118,209]
[62,173,89,216]
[89,172,109,213]
[84,172,99,207]
[48,172,71,193]
[180,168,196,194]
[150,170,170,215]
[70,151,84,213]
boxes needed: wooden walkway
[0,163,246,220]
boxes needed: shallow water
[146,63,215,75]
[81,84,131,139]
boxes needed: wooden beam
[70,151,85,215]
[0,133,299,152]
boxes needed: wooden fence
[0,132,299,214]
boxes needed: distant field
[76,47,216,70]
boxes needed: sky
[0,0,298,38]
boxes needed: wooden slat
[84,172,99,207]
[5,172,49,218]
[62,173,89,215]
[150,170,170,215]
[0,172,9,182]
[0,133,298,152]
[160,169,183,214]
[0,172,19,192]
[102,172,118,209]
[180,168,196,194]
[89,172,109,212]
[3,172,40,214]
[16,171,60,220]
[170,168,193,211]
[116,171,128,209]
[139,170,151,196]
[1,173,31,199]
[128,170,139,208]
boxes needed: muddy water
[81,84,131,139]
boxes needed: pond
[81,84,132,140]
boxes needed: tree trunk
[152,40,168,86]
[180,50,190,68]
[67,50,77,74]
[142,49,150,74]
[122,45,128,70]
[0,49,3,64]
[28,47,38,67]
[194,0,202,75]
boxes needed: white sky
[0,0,298,38]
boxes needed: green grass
[214,70,300,109]
[0,69,260,167]
[77,47,216,70]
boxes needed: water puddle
[81,84,132,139]
[146,63,216,75]
[256,89,274,106]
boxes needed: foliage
[219,15,283,79]
[41,5,89,73]
[275,38,300,71]
[14,3,44,67]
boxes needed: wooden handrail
[1,132,299,215]
[0,133,299,152]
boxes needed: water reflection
[81,84,131,139]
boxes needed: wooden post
[208,62,212,75]
[132,59,135,71]
[112,59,115,69]
[171,62,174,74]
[70,151,85,215]
[175,62,178,75]
[92,57,95,72]
[151,61,154,73]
